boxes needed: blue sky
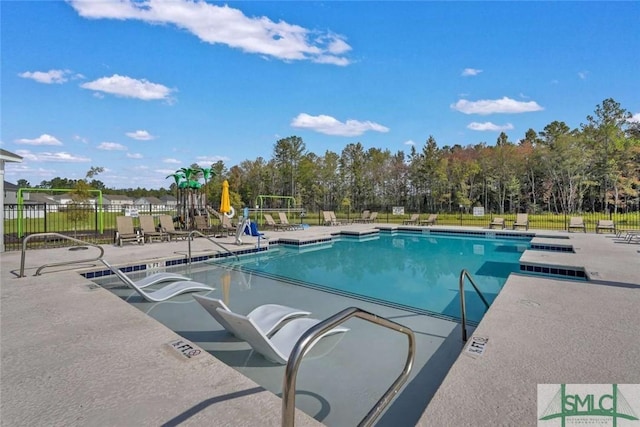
[2,1,639,189]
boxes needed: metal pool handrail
[282,307,416,427]
[19,232,105,277]
[186,230,239,264]
[459,269,490,342]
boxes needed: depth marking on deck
[464,336,488,358]
[167,339,202,360]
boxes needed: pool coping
[2,224,639,426]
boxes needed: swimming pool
[215,232,529,323]
[92,230,530,426]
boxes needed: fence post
[44,203,48,233]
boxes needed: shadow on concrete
[374,323,467,427]
[160,386,265,427]
[275,389,333,422]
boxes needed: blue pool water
[218,232,530,323]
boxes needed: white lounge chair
[101,260,213,302]
[192,294,310,337]
[127,271,193,289]
[214,308,349,364]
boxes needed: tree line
[229,98,639,215]
[20,98,640,215]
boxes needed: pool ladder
[282,307,416,427]
[459,269,490,342]
[18,232,105,277]
[186,230,239,265]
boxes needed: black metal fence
[3,203,181,251]
[4,203,639,251]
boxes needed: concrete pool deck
[1,224,639,425]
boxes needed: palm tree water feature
[166,165,216,230]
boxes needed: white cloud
[97,142,127,151]
[578,71,589,80]
[461,68,482,77]
[126,130,155,140]
[15,149,90,163]
[15,134,63,146]
[69,0,352,66]
[3,164,59,180]
[291,113,389,136]
[163,158,182,164]
[467,122,514,132]
[126,153,143,159]
[81,74,173,101]
[157,168,180,175]
[19,69,73,84]
[73,135,89,143]
[451,97,544,115]
[404,140,415,146]
[196,155,229,165]
[628,113,640,123]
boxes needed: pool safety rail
[459,269,490,342]
[19,232,105,277]
[282,307,416,427]
[186,230,239,265]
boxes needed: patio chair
[194,215,217,236]
[513,213,529,231]
[264,213,289,231]
[214,308,349,364]
[329,211,342,225]
[595,219,616,234]
[420,214,438,226]
[159,214,191,241]
[403,213,420,225]
[101,260,213,302]
[278,212,302,230]
[366,212,378,223]
[627,231,640,244]
[115,216,143,246]
[353,210,371,223]
[489,217,505,229]
[322,211,337,226]
[617,229,640,242]
[221,215,237,236]
[139,215,168,243]
[192,294,310,337]
[568,216,586,233]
